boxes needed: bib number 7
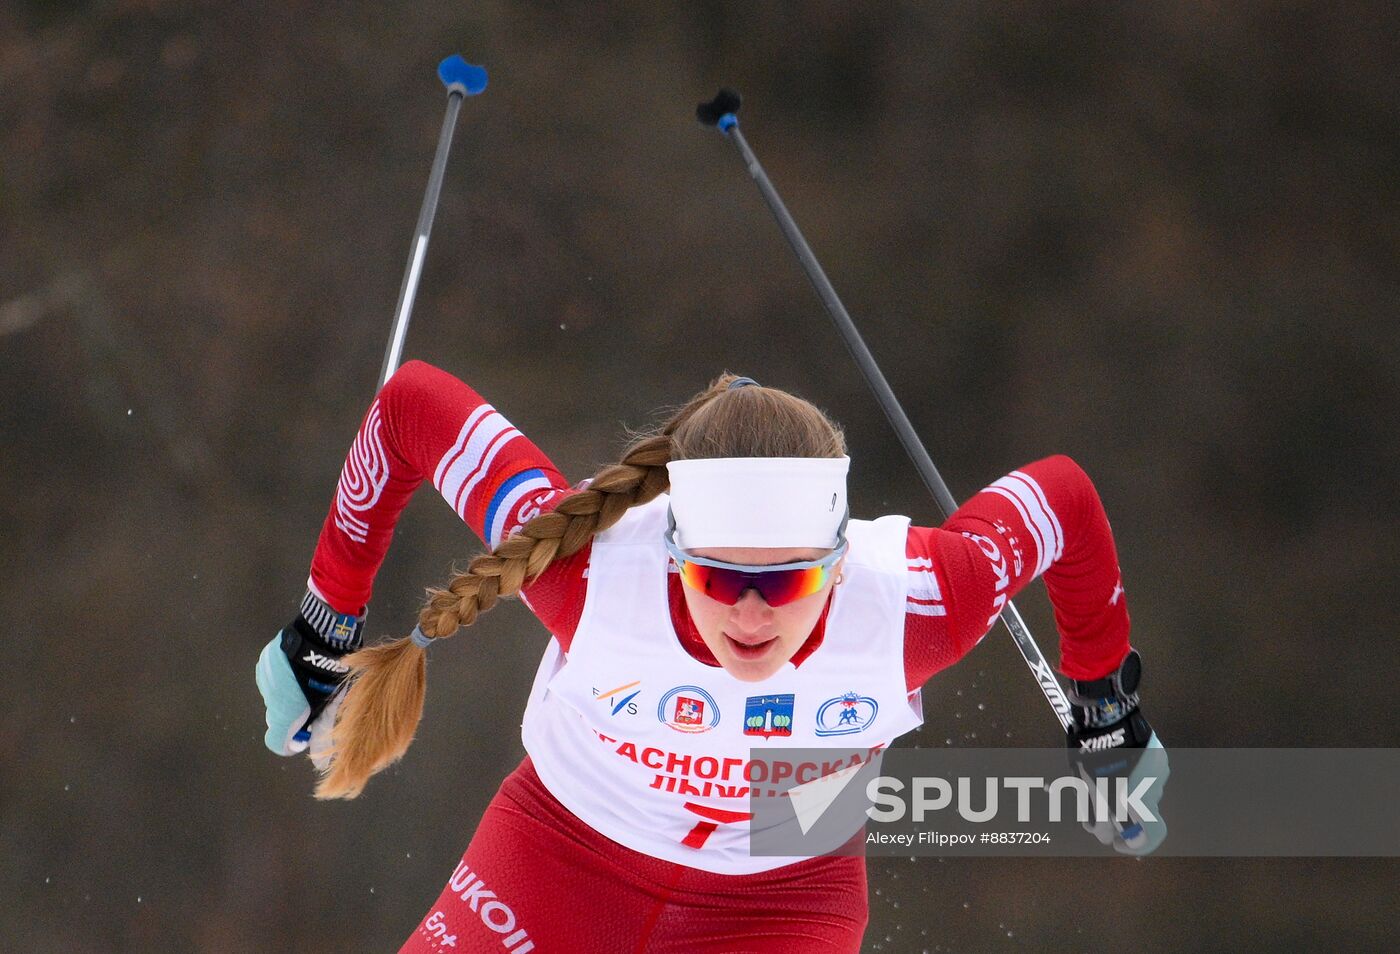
[681,802,752,849]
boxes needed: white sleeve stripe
[987,472,1064,577]
[907,570,943,601]
[1007,470,1064,561]
[451,426,522,516]
[905,602,948,617]
[433,406,524,518]
[433,404,494,490]
[985,484,1050,576]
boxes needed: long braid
[415,434,672,637]
[315,377,735,800]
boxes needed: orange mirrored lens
[676,561,829,607]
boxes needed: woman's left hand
[1065,650,1169,855]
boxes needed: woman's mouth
[725,633,777,661]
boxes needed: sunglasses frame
[663,508,850,606]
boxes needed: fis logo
[815,691,878,737]
[658,685,720,733]
[1079,728,1126,752]
[593,680,641,717]
[744,694,795,739]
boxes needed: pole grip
[376,65,480,392]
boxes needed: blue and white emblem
[744,694,795,739]
[814,691,878,736]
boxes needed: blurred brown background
[3,1,1397,951]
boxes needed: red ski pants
[399,758,868,953]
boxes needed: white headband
[666,456,850,549]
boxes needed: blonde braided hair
[315,372,844,799]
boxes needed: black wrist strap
[1069,649,1142,705]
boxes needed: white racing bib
[521,495,922,873]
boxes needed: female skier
[257,361,1157,952]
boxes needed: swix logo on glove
[1079,728,1126,752]
[303,651,350,674]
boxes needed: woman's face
[679,545,844,683]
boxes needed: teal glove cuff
[256,636,311,756]
[1081,732,1170,856]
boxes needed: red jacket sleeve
[305,360,590,645]
[902,455,1131,687]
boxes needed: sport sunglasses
[663,509,849,607]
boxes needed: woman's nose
[730,587,772,625]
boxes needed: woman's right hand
[255,593,363,755]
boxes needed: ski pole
[290,56,485,747]
[376,54,489,392]
[696,89,1075,732]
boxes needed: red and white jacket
[307,360,1132,689]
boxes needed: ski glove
[256,591,363,756]
[1065,649,1169,855]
